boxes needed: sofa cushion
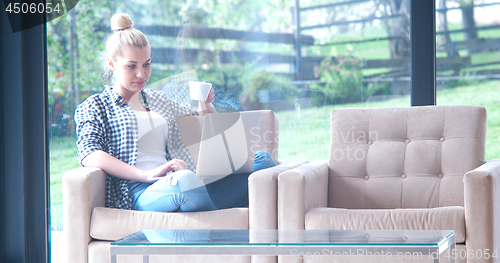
[305,206,465,243]
[328,106,486,209]
[90,207,249,241]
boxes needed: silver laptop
[195,111,262,184]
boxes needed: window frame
[411,0,437,106]
[0,0,49,262]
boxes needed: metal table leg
[449,243,456,263]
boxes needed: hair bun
[111,13,134,31]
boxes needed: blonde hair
[103,13,150,82]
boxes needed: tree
[47,0,115,137]
[455,0,478,53]
[374,0,411,95]
[437,0,453,55]
[376,0,411,60]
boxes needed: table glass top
[112,229,454,247]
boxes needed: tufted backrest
[328,106,486,209]
[176,110,280,167]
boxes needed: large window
[47,0,412,261]
[435,0,500,160]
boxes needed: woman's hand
[81,151,189,183]
[204,87,215,104]
[198,87,217,115]
[142,159,188,182]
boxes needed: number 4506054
[445,249,498,260]
[5,3,62,14]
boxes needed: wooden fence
[119,0,500,87]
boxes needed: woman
[74,13,276,212]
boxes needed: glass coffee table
[111,229,455,263]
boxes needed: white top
[134,110,169,171]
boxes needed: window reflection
[47,1,414,259]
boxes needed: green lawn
[437,80,500,160]
[276,80,500,162]
[49,79,500,230]
[49,136,79,230]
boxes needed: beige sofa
[63,110,306,263]
[278,106,499,263]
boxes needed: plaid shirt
[75,86,198,209]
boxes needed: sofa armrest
[277,160,329,230]
[464,159,500,261]
[62,167,106,263]
[249,160,308,230]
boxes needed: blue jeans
[128,150,276,212]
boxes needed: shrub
[311,56,373,104]
[440,70,480,89]
[244,70,300,103]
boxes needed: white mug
[189,81,212,101]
